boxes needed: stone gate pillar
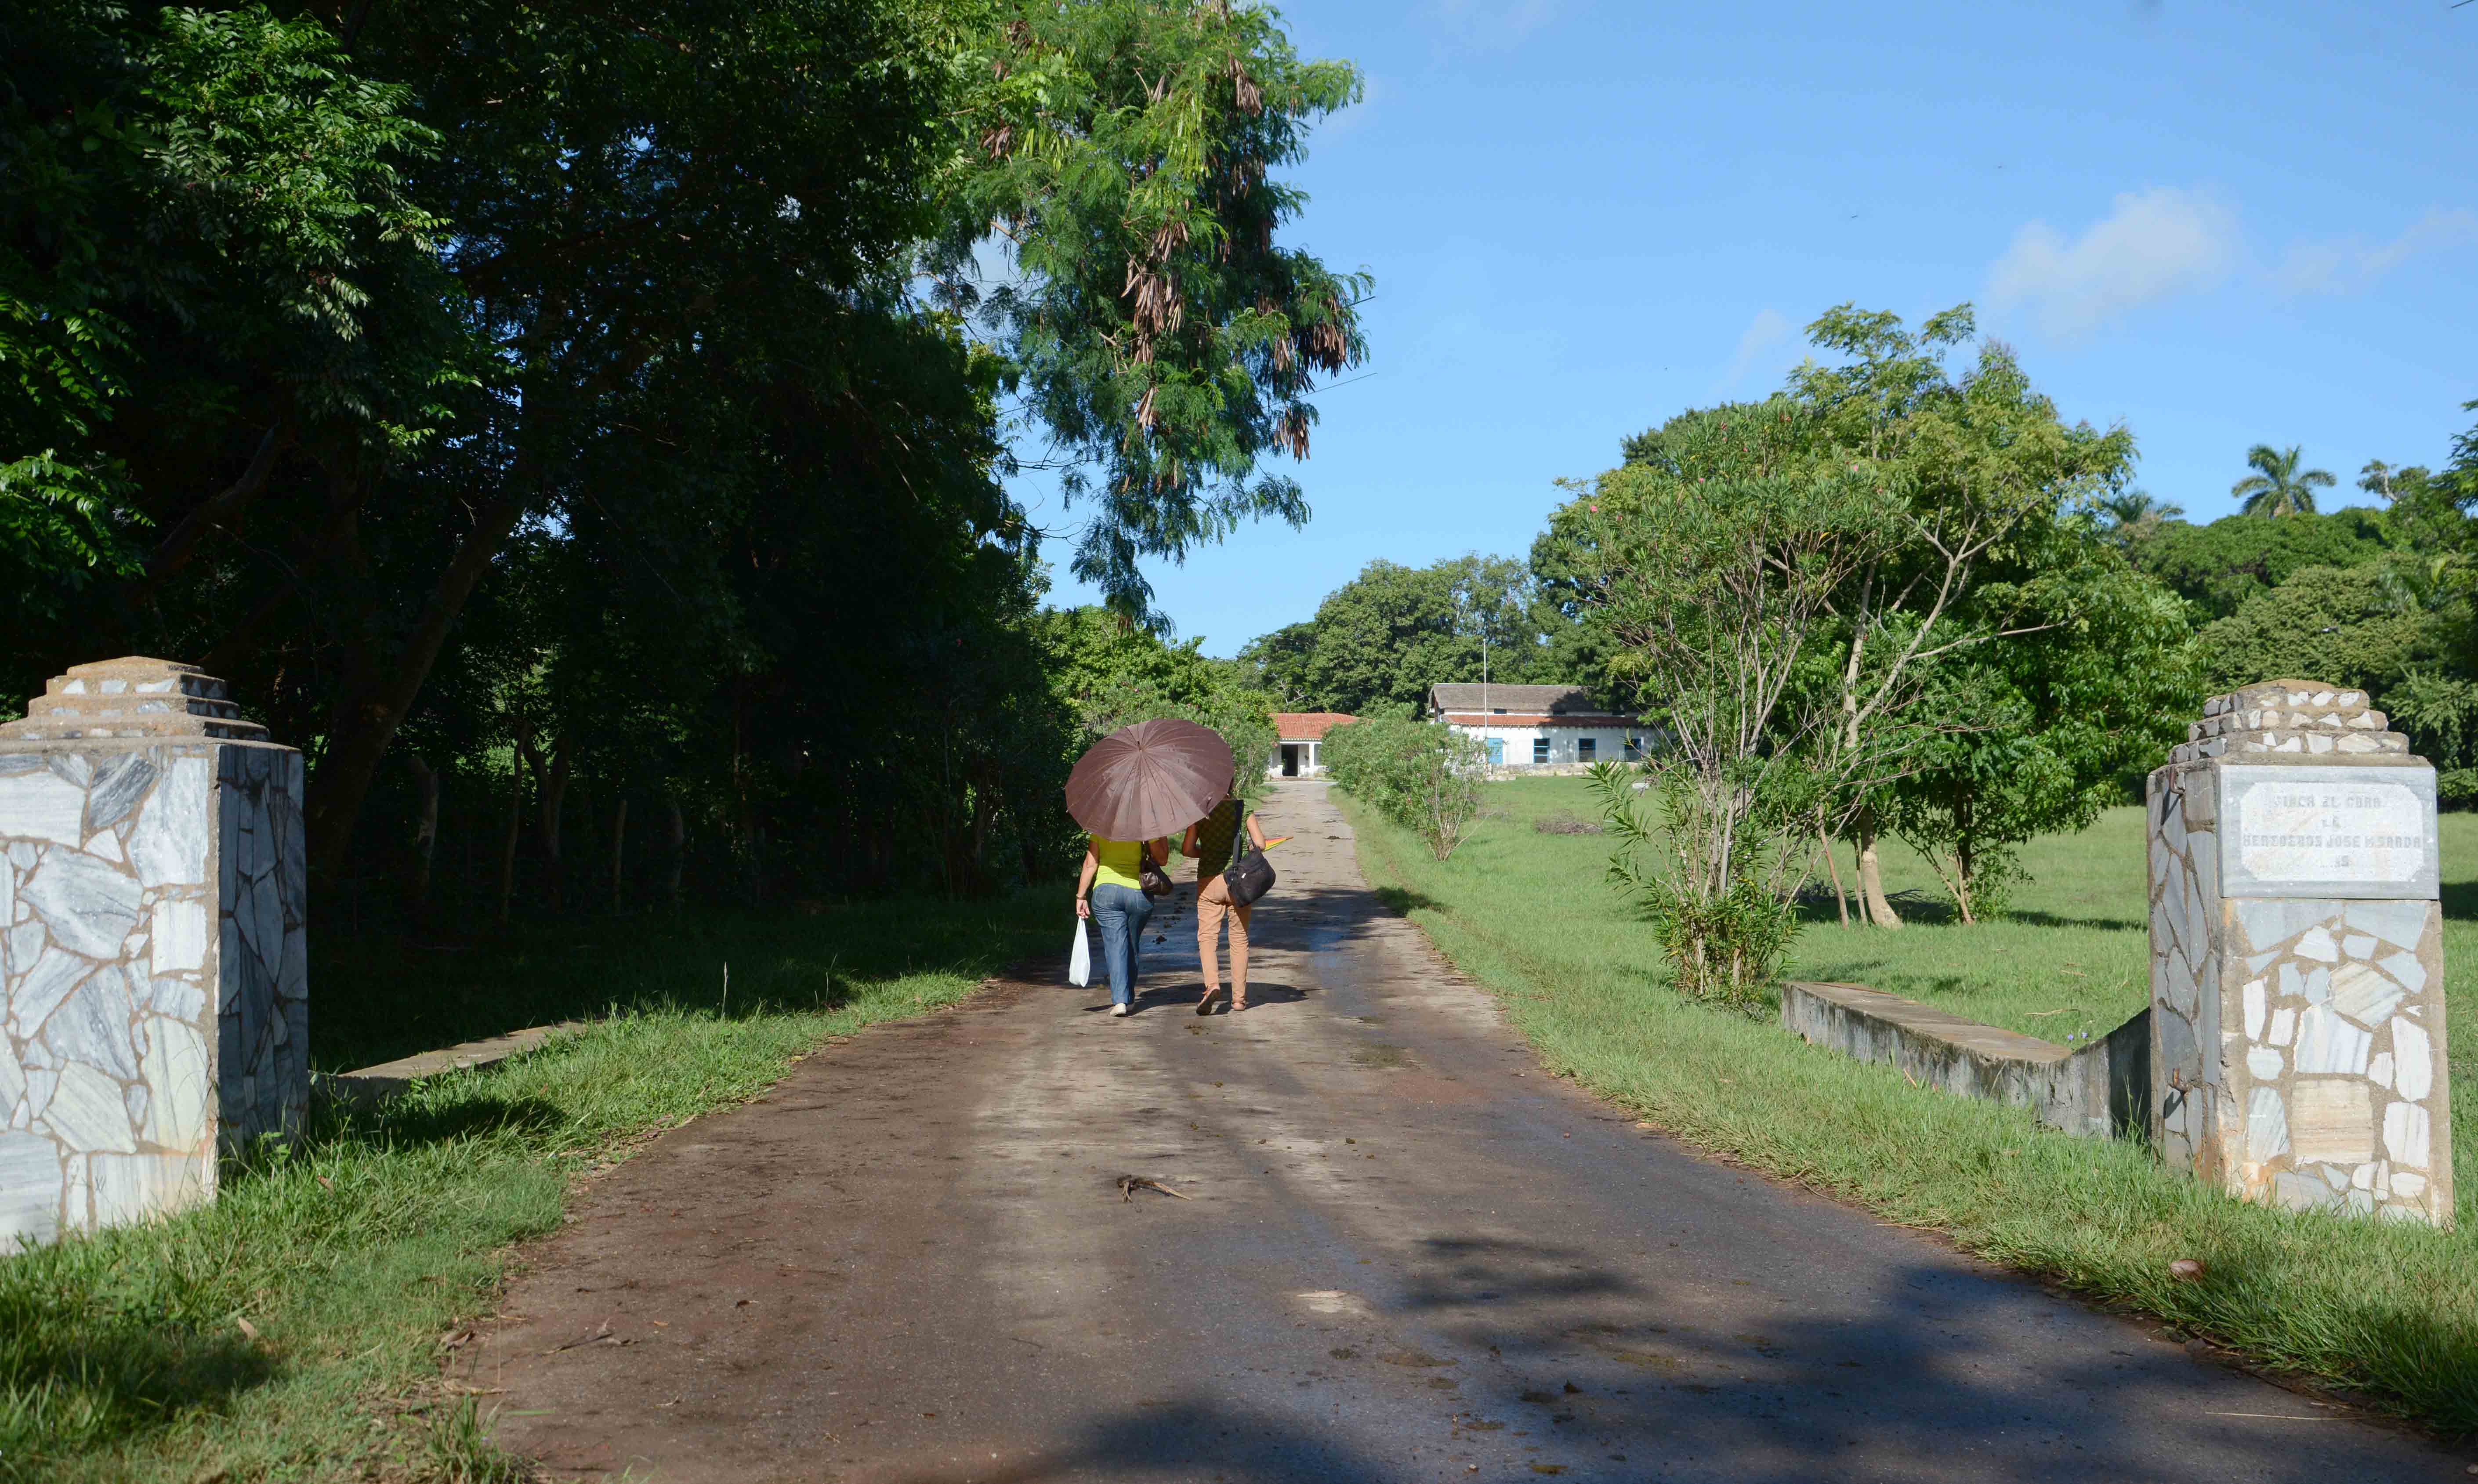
[0,659,306,1252]
[2148,680,2450,1224]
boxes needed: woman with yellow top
[1076,832,1171,1016]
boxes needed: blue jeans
[1089,882,1155,1006]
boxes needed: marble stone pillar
[2147,679,2450,1225]
[0,658,306,1252]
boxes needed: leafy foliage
[928,0,1370,623]
[1882,547,2200,920]
[2232,442,2334,518]
[1589,762,1799,1011]
[1572,396,1873,998]
[2131,510,2395,621]
[1041,605,1278,801]
[2197,565,2450,695]
[0,0,447,628]
[2389,672,2478,804]
[1319,711,1482,859]
[1290,556,1540,714]
[1232,548,1613,715]
[1569,303,2154,949]
[6,0,1373,914]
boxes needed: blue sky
[1027,0,2478,657]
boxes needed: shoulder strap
[1229,804,1250,873]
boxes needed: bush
[1588,762,1799,1012]
[1321,712,1485,859]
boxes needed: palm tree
[2094,488,2183,545]
[2232,443,2334,518]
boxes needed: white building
[1427,684,1645,769]
[1268,712,1355,777]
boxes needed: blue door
[1485,738,1505,765]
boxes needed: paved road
[468,782,2464,1483]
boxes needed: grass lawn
[1343,776,2478,1435]
[0,893,1059,1482]
[1793,807,2156,1043]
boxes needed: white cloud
[1711,308,1793,398]
[2275,207,2478,297]
[1428,0,1558,51]
[1985,187,2239,342]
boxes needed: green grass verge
[1346,780,2478,1435]
[1,894,1059,1482]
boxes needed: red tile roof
[1273,712,1357,740]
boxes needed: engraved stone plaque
[2217,765,2439,900]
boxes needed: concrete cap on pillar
[0,657,271,743]
[2172,677,2406,764]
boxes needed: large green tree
[2130,509,2394,620]
[1284,555,1546,715]
[927,0,1369,623]
[2199,563,2455,702]
[1572,302,2153,984]
[1786,304,2140,927]
[2,0,452,633]
[1882,541,2198,921]
[7,0,1374,901]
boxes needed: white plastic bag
[1068,918,1092,987]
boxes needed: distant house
[1427,684,1645,769]
[1269,712,1355,777]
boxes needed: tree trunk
[306,488,530,882]
[1856,821,1903,929]
[665,794,685,912]
[609,796,629,916]
[497,748,525,924]
[1952,829,1980,925]
[132,420,294,599]
[407,753,440,918]
[1819,828,1849,927]
[539,737,572,915]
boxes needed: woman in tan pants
[1181,793,1268,1015]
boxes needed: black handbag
[1223,807,1275,906]
[1138,840,1175,899]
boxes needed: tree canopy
[4,0,1371,919]
[2130,509,2395,620]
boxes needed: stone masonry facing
[0,658,306,1253]
[2148,680,2451,1225]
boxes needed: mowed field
[1338,778,2478,1433]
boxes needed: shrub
[1322,712,1485,859]
[1589,762,1799,1011]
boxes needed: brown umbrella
[1064,719,1235,841]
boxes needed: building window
[1577,737,1596,761]
[1532,736,1551,764]
[1492,707,1507,715]
[1624,735,1644,760]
